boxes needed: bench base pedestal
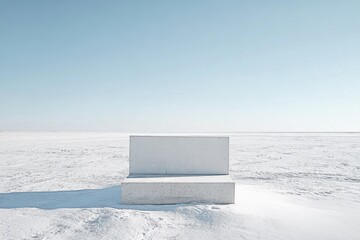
[122,175,235,205]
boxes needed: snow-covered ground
[1,132,359,240]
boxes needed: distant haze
[1,1,359,132]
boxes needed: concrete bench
[122,136,235,204]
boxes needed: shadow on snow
[0,185,189,211]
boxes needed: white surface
[122,175,234,204]
[1,132,360,240]
[123,175,234,183]
[127,136,233,204]
[129,136,229,175]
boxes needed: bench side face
[129,136,229,175]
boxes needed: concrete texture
[122,175,235,204]
[123,136,235,204]
[129,136,229,175]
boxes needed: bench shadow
[0,185,190,211]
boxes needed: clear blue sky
[1,1,359,132]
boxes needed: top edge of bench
[130,136,229,138]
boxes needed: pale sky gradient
[1,1,359,132]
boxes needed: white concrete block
[123,136,234,205]
[129,136,229,175]
[122,175,235,204]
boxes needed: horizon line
[1,130,359,134]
